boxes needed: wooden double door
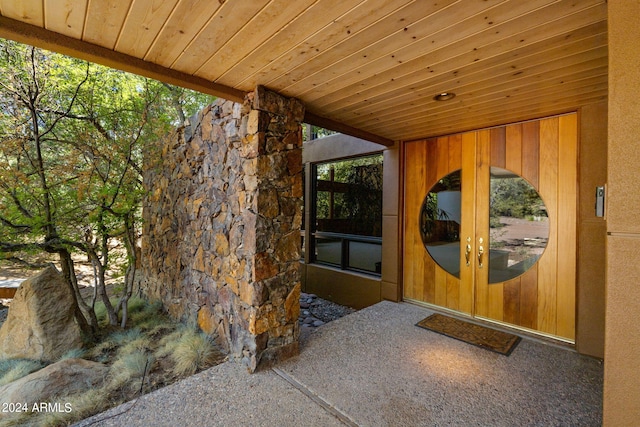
[403,114,577,341]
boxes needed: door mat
[416,313,521,356]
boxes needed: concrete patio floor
[77,301,603,427]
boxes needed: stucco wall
[604,2,640,425]
[576,101,607,359]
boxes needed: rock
[312,320,325,327]
[0,266,83,361]
[0,358,108,407]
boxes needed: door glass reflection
[488,167,549,283]
[419,170,462,278]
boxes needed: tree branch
[2,256,51,269]
[0,179,35,219]
[0,237,87,254]
[38,63,91,140]
[0,213,31,231]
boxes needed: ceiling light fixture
[434,92,456,101]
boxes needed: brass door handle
[478,245,484,268]
[465,244,472,266]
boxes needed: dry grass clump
[0,358,44,386]
[36,388,111,427]
[116,334,153,358]
[108,350,155,392]
[88,327,143,363]
[57,348,86,361]
[156,326,224,377]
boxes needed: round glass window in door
[419,170,462,278]
[488,167,549,283]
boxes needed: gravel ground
[298,292,356,327]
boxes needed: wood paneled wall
[403,113,577,341]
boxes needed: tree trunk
[58,249,97,336]
[119,213,138,328]
[87,247,118,326]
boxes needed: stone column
[230,86,304,370]
[141,86,303,371]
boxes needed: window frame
[308,154,383,276]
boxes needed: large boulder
[0,358,107,406]
[0,266,83,361]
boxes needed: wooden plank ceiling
[0,0,607,144]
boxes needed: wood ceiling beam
[0,16,395,147]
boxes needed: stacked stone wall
[141,87,303,371]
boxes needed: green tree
[490,176,546,223]
[302,124,337,141]
[315,155,383,236]
[0,39,213,333]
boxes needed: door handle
[464,237,472,266]
[478,245,484,268]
